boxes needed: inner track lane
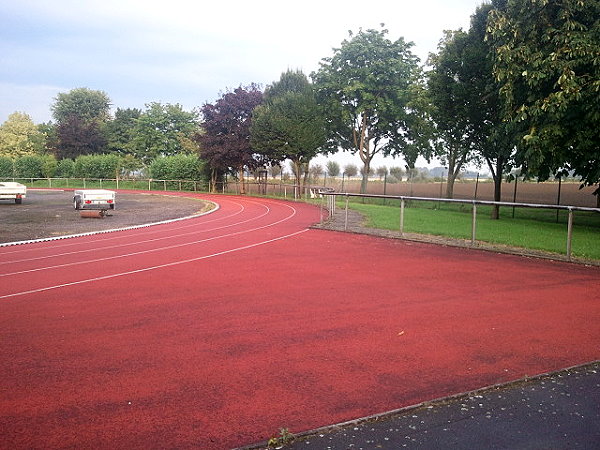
[0,193,321,299]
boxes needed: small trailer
[0,182,27,204]
[73,189,116,217]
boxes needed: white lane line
[0,197,242,255]
[0,202,297,277]
[0,200,220,248]
[0,200,269,265]
[0,229,309,299]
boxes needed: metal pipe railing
[319,191,600,261]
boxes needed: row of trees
[1,0,598,214]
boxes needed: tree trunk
[302,162,309,194]
[357,112,370,195]
[445,172,456,199]
[445,156,456,199]
[360,158,371,194]
[239,167,246,194]
[291,159,302,196]
[491,158,503,220]
[210,168,217,193]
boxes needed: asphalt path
[1,193,599,449]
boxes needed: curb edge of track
[0,200,220,248]
[237,359,600,450]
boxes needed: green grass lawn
[347,200,600,260]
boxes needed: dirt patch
[0,190,211,244]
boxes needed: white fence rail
[319,191,600,261]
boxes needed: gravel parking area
[0,189,211,244]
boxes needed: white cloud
[0,0,483,123]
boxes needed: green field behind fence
[346,199,600,260]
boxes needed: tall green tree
[251,70,326,191]
[51,88,111,124]
[199,85,263,193]
[488,0,600,203]
[55,116,107,159]
[427,30,477,198]
[130,102,199,163]
[51,88,112,159]
[311,27,426,193]
[104,108,141,155]
[326,160,340,177]
[460,3,517,218]
[0,112,45,158]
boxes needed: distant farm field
[326,179,599,208]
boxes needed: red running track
[1,192,599,449]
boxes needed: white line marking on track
[0,200,220,249]
[0,229,309,299]
[1,201,297,277]
[0,198,238,255]
[0,199,268,265]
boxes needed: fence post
[344,195,349,231]
[400,198,405,236]
[320,194,324,224]
[471,202,477,245]
[566,208,573,261]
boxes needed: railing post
[400,198,405,236]
[320,193,324,224]
[471,202,477,245]
[344,195,349,231]
[567,208,573,261]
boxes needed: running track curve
[1,192,599,449]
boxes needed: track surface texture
[1,192,599,449]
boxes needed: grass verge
[347,200,600,261]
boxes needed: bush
[0,156,13,177]
[56,158,75,177]
[74,154,122,179]
[14,155,45,178]
[149,154,204,181]
[42,155,57,178]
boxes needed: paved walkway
[249,361,600,449]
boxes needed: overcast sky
[1,0,487,169]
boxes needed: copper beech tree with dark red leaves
[198,85,263,193]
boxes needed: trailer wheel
[73,197,81,210]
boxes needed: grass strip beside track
[347,200,600,260]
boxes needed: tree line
[1,0,598,214]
